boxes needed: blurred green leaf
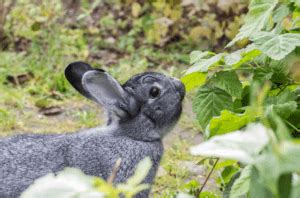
[230,165,252,198]
[190,123,270,164]
[21,168,104,198]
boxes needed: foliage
[182,0,300,197]
[21,157,152,198]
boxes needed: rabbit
[0,61,185,198]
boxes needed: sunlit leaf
[186,53,224,74]
[227,0,278,47]
[181,72,206,91]
[190,124,270,164]
[207,108,261,137]
[126,157,152,186]
[251,32,300,60]
[224,45,261,68]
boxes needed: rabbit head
[65,62,185,141]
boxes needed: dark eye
[149,87,160,98]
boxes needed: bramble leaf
[186,52,224,74]
[181,72,206,91]
[224,44,261,68]
[192,86,233,129]
[251,32,300,60]
[227,0,278,47]
[207,108,261,137]
[211,71,243,98]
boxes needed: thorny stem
[195,158,219,197]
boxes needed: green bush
[182,0,300,197]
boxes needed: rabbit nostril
[154,106,161,111]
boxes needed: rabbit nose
[171,78,185,100]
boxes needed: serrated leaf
[266,90,297,119]
[192,86,233,129]
[253,66,273,83]
[190,51,214,64]
[224,45,261,68]
[227,0,278,47]
[211,71,243,98]
[21,168,104,198]
[230,165,253,198]
[186,53,224,74]
[251,32,300,60]
[181,72,206,91]
[207,108,261,137]
[190,123,270,164]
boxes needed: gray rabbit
[0,62,185,198]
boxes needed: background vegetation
[0,0,299,197]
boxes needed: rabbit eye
[149,87,160,98]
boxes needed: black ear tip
[65,61,93,74]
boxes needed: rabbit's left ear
[82,70,138,118]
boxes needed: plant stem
[195,158,219,197]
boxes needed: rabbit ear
[65,62,104,100]
[65,62,138,118]
[82,70,137,118]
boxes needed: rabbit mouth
[143,112,156,124]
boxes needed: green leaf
[230,165,253,198]
[227,0,278,47]
[278,173,292,198]
[273,4,290,23]
[291,0,300,7]
[207,108,261,137]
[291,174,300,198]
[126,157,152,186]
[224,45,261,68]
[190,123,270,164]
[251,32,300,60]
[192,86,233,129]
[211,71,243,98]
[186,53,224,74]
[189,51,214,64]
[199,191,218,198]
[266,90,297,119]
[249,167,273,198]
[253,66,273,83]
[181,72,206,92]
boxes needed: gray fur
[0,62,185,198]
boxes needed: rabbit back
[0,134,68,197]
[0,130,163,197]
[67,132,163,183]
